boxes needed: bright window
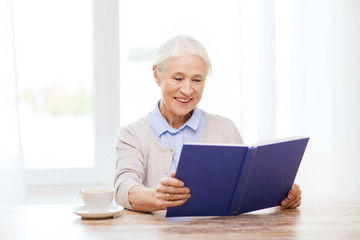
[13,0,93,169]
[12,0,120,188]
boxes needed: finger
[155,192,191,210]
[162,192,191,201]
[284,184,300,204]
[291,197,302,208]
[285,194,302,209]
[281,184,300,207]
[166,199,189,207]
[157,198,189,210]
[282,190,300,207]
[160,176,185,187]
[156,185,190,195]
[170,172,176,178]
[282,189,302,208]
[287,184,299,200]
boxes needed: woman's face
[154,54,206,127]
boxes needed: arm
[281,183,302,209]
[114,124,190,212]
[114,125,147,210]
[128,172,191,212]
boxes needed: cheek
[160,85,167,99]
[160,81,175,98]
[195,85,205,97]
[165,81,179,92]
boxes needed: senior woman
[114,35,302,213]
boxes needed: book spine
[227,147,257,215]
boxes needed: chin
[173,107,194,116]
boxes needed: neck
[159,103,192,129]
[167,113,192,129]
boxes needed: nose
[180,79,193,96]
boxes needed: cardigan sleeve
[114,125,145,210]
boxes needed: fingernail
[289,194,293,199]
[282,201,287,206]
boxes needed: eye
[193,79,202,83]
[174,77,182,81]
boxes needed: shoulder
[120,116,149,132]
[117,115,151,144]
[203,111,238,129]
[202,111,244,144]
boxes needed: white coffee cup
[80,188,114,213]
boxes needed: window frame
[25,0,119,186]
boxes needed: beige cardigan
[114,112,243,210]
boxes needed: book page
[184,142,246,147]
[251,136,307,147]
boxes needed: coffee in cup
[80,188,114,213]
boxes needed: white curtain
[240,0,360,201]
[0,0,25,204]
[287,0,360,201]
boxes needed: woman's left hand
[281,183,302,209]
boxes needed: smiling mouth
[175,97,191,103]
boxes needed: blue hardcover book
[165,137,309,217]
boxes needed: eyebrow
[192,74,205,79]
[172,72,204,79]
[173,72,185,76]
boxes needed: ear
[153,66,161,86]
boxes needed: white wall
[287,0,360,201]
[240,0,360,201]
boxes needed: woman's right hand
[155,172,191,210]
[128,172,190,212]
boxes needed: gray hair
[153,35,212,78]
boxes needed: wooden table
[0,202,359,240]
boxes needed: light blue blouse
[148,101,206,174]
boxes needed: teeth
[177,98,191,103]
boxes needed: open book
[166,136,309,217]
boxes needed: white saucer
[72,205,124,219]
